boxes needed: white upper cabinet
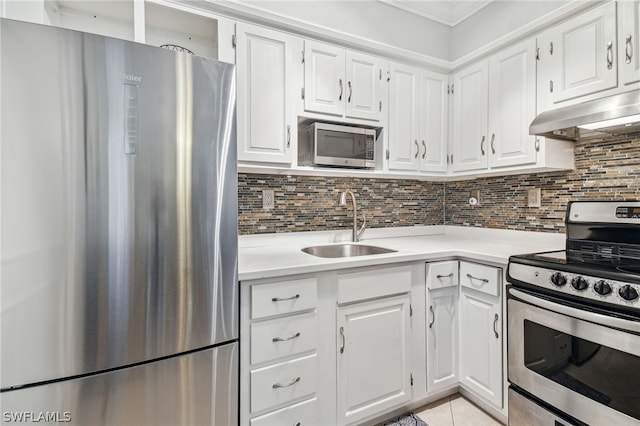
[345,51,383,121]
[388,64,448,173]
[236,23,302,164]
[304,41,345,116]
[488,39,537,168]
[304,40,384,121]
[388,63,420,171]
[419,71,449,173]
[539,2,617,105]
[451,61,489,172]
[620,1,640,86]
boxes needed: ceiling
[378,0,495,26]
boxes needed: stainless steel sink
[301,244,397,258]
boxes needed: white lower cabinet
[336,294,411,425]
[426,261,459,393]
[241,276,320,425]
[458,261,503,409]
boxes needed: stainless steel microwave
[298,122,376,168]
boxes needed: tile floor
[415,393,503,426]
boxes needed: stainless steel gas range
[507,201,640,426]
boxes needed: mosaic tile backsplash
[238,136,640,235]
[445,136,640,233]
[238,175,444,235]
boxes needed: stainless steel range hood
[529,90,640,141]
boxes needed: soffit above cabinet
[379,0,494,26]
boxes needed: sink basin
[301,244,397,258]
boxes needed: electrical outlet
[528,188,541,207]
[262,190,274,209]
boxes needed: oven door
[508,287,640,426]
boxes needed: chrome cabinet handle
[421,140,427,159]
[490,133,496,154]
[493,313,499,339]
[272,294,300,302]
[549,41,553,55]
[348,81,352,103]
[294,423,301,426]
[626,35,633,65]
[436,273,454,279]
[272,332,301,342]
[339,326,345,353]
[429,305,435,329]
[272,376,300,389]
[480,136,486,156]
[549,80,553,93]
[338,79,343,101]
[466,273,489,284]
[414,140,419,159]
[606,41,613,70]
[286,124,291,148]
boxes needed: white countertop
[238,225,566,281]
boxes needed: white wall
[450,1,569,61]
[241,0,452,61]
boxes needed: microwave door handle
[509,288,640,334]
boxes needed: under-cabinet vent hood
[529,90,640,141]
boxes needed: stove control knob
[619,285,639,302]
[593,280,612,296]
[571,276,589,291]
[550,272,567,287]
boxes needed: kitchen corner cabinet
[236,23,301,164]
[451,38,536,173]
[426,261,459,393]
[621,1,640,86]
[388,64,448,173]
[537,1,617,107]
[304,40,385,122]
[458,261,503,409]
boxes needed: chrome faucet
[339,190,366,242]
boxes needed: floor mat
[382,412,428,426]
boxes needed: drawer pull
[272,332,301,342]
[272,294,300,302]
[466,273,489,284]
[428,305,435,329]
[436,273,454,279]
[272,376,300,389]
[294,423,301,426]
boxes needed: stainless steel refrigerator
[0,18,238,425]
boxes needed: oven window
[524,320,640,420]
[317,130,367,159]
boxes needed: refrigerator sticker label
[123,83,139,155]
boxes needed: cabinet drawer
[250,397,318,426]
[252,278,317,319]
[459,261,501,297]
[251,354,317,413]
[426,261,459,289]
[251,312,317,365]
[337,265,411,304]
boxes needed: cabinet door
[459,289,502,408]
[419,70,449,173]
[236,23,300,163]
[548,2,617,103]
[451,61,489,172]
[426,286,458,392]
[345,51,383,121]
[621,1,640,86]
[488,39,537,168]
[337,295,411,425]
[304,40,345,116]
[388,63,420,171]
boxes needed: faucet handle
[356,211,366,241]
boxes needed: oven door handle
[509,288,640,334]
